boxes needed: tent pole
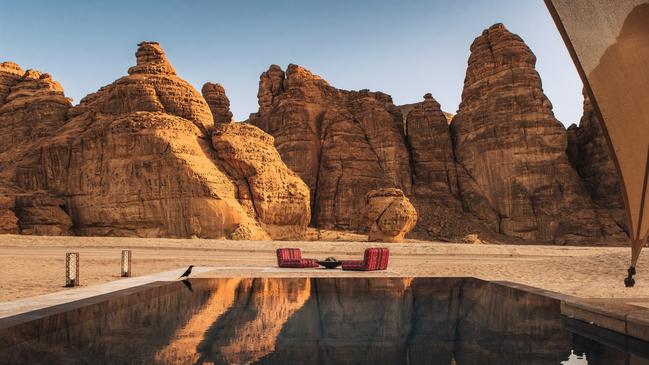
[626,239,644,287]
[625,265,636,287]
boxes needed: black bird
[179,265,194,279]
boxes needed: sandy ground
[0,234,648,303]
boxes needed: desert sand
[0,233,647,303]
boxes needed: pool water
[0,277,647,364]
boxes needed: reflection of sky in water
[562,350,588,364]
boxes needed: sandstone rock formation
[1,42,309,240]
[364,188,417,242]
[0,28,631,245]
[0,190,18,234]
[405,93,482,239]
[450,23,625,243]
[13,193,72,236]
[248,47,627,244]
[0,63,73,235]
[211,123,311,239]
[567,91,628,235]
[398,101,453,125]
[0,63,71,154]
[202,82,234,124]
[249,64,411,231]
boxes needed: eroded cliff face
[0,65,71,154]
[0,62,74,235]
[364,188,417,242]
[249,47,626,243]
[404,94,485,240]
[567,92,627,237]
[0,26,630,244]
[202,82,234,124]
[249,64,412,232]
[450,23,625,244]
[212,123,311,239]
[0,42,309,240]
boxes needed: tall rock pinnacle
[202,82,234,124]
[450,23,624,243]
[127,41,177,76]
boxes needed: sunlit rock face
[364,188,417,242]
[248,64,412,232]
[0,63,73,236]
[450,23,622,244]
[567,91,628,239]
[202,82,234,124]
[0,65,71,155]
[1,42,309,240]
[211,123,311,239]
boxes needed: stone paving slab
[0,266,215,319]
[561,298,649,342]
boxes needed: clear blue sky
[0,0,583,125]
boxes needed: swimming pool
[0,277,647,364]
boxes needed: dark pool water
[0,277,647,365]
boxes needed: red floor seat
[276,248,319,268]
[342,248,389,271]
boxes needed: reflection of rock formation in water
[454,281,571,364]
[154,278,242,364]
[2,278,638,365]
[0,281,221,365]
[198,278,311,364]
[251,278,571,365]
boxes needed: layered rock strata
[405,94,483,239]
[2,42,309,239]
[249,24,627,244]
[0,189,18,234]
[202,82,234,124]
[364,188,417,242]
[0,63,74,235]
[249,64,411,231]
[567,92,627,236]
[450,23,624,243]
[0,63,71,154]
[211,123,311,239]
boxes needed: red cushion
[341,260,365,270]
[365,248,389,270]
[342,248,389,271]
[277,248,302,262]
[276,248,318,268]
[279,259,319,268]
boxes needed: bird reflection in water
[181,279,193,292]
